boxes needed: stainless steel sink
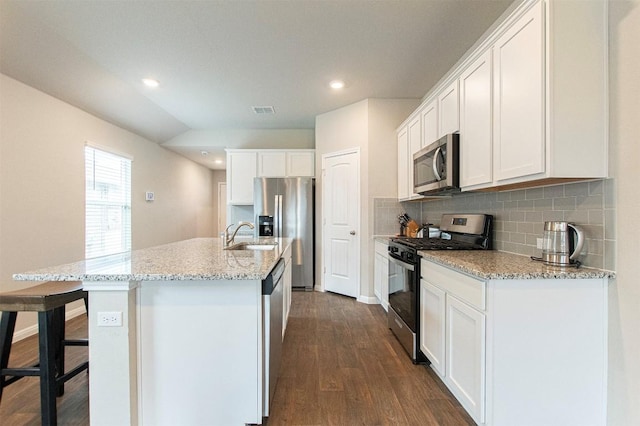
[224,242,278,251]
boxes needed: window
[85,146,131,259]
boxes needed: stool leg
[52,306,66,397]
[39,311,57,426]
[0,311,18,403]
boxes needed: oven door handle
[389,255,415,272]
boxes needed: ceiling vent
[252,106,276,115]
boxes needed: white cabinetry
[438,80,459,137]
[398,114,422,202]
[286,151,315,177]
[419,279,445,376]
[493,2,544,182]
[420,260,486,424]
[396,128,409,200]
[227,151,257,205]
[373,240,389,311]
[460,49,493,189]
[421,99,438,148]
[257,151,286,177]
[397,0,608,192]
[257,150,315,178]
[419,258,607,425]
[227,149,315,205]
[446,294,485,423]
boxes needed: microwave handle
[432,146,443,181]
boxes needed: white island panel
[138,279,263,425]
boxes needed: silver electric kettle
[538,221,585,267]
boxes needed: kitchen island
[13,237,292,426]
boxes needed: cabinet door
[381,255,389,312]
[438,80,460,137]
[374,251,383,302]
[421,99,438,148]
[286,151,315,177]
[420,279,446,377]
[227,151,257,205]
[460,50,493,189]
[397,127,409,200]
[407,115,422,198]
[257,152,287,177]
[493,2,544,182]
[446,295,486,424]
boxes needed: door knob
[350,230,356,235]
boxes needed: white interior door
[218,182,227,233]
[322,150,359,298]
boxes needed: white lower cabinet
[419,258,607,426]
[374,241,389,311]
[445,294,486,424]
[419,279,446,376]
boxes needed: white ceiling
[0,0,514,169]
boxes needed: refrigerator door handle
[275,194,282,238]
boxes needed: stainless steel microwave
[413,133,460,195]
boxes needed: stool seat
[0,281,88,426]
[0,281,85,312]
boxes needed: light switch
[145,191,155,201]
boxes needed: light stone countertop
[13,237,292,282]
[419,250,616,280]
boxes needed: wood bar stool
[0,281,89,425]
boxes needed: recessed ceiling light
[142,78,159,88]
[329,80,345,90]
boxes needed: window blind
[85,146,132,259]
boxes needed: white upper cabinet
[407,114,422,199]
[228,149,315,205]
[493,2,544,182]
[257,150,315,177]
[438,80,460,138]
[286,151,315,177]
[397,127,410,200]
[227,151,257,205]
[257,151,286,177]
[460,49,493,189]
[421,99,438,148]
[396,0,608,192]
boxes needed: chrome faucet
[224,221,255,247]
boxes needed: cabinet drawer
[421,260,485,311]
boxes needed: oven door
[387,254,417,332]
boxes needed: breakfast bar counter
[13,237,293,426]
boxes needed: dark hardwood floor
[0,291,473,425]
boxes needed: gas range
[389,213,493,257]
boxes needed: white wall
[0,73,216,336]
[607,1,640,423]
[315,99,418,300]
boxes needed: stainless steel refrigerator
[254,177,314,290]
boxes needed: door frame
[320,148,361,297]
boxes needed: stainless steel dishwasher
[262,258,284,418]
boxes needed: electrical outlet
[145,191,155,201]
[97,311,123,327]
[536,238,543,249]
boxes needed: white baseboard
[357,295,381,305]
[11,305,87,343]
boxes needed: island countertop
[13,237,292,282]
